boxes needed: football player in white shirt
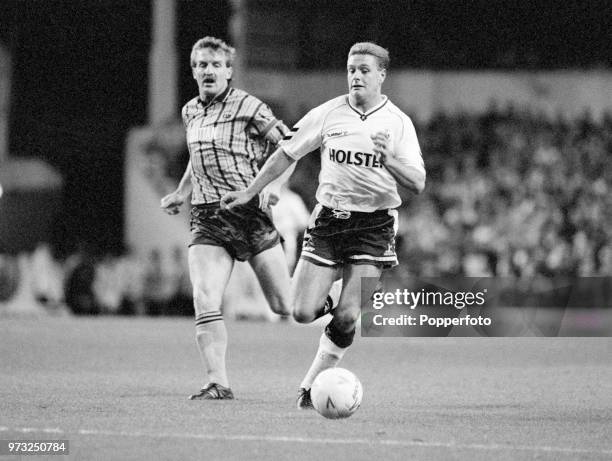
[221,42,425,409]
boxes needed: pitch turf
[1,316,611,460]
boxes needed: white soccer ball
[311,368,363,419]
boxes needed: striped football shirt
[182,86,288,204]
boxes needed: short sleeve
[395,115,425,176]
[250,103,289,145]
[279,106,326,160]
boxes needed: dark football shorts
[189,197,281,262]
[300,204,398,269]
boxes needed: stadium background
[1,2,611,460]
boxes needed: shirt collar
[346,94,389,117]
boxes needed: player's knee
[269,302,286,316]
[292,308,315,324]
[268,296,291,316]
[291,291,320,323]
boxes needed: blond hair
[348,42,390,70]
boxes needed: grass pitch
[1,316,611,460]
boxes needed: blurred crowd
[0,243,192,316]
[398,106,612,278]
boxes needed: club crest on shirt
[222,112,234,119]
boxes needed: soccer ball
[311,368,363,419]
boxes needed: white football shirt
[280,95,424,212]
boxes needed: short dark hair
[348,42,390,70]
[191,36,235,67]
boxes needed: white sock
[195,312,229,388]
[300,332,348,390]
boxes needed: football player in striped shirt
[221,42,426,409]
[161,37,298,400]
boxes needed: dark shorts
[189,198,281,262]
[301,204,398,269]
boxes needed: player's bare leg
[188,245,235,399]
[296,262,382,409]
[292,259,338,323]
[300,263,382,385]
[291,259,336,408]
[249,244,292,316]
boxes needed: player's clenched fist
[160,191,186,215]
[220,190,253,210]
[371,131,393,163]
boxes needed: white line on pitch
[1,426,611,455]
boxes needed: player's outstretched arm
[259,161,297,209]
[160,160,193,215]
[371,132,425,195]
[221,148,295,209]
